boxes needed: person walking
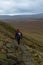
[15,29,22,45]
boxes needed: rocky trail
[0,40,34,65]
[19,44,34,65]
[0,40,43,65]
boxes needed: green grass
[0,21,25,65]
[0,21,16,61]
[21,32,43,65]
[0,21,43,65]
[0,21,16,42]
[20,28,43,65]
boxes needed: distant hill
[0,13,43,20]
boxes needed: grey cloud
[0,0,43,15]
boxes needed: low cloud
[0,0,43,15]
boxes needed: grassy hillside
[0,21,23,65]
[0,21,43,65]
[7,18,43,65]
[0,21,16,42]
[8,18,43,46]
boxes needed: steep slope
[0,21,24,65]
[0,21,35,65]
[0,21,16,42]
[0,21,43,65]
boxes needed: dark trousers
[17,39,20,45]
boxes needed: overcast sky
[0,0,43,15]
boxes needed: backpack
[17,32,22,39]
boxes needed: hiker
[15,29,22,45]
